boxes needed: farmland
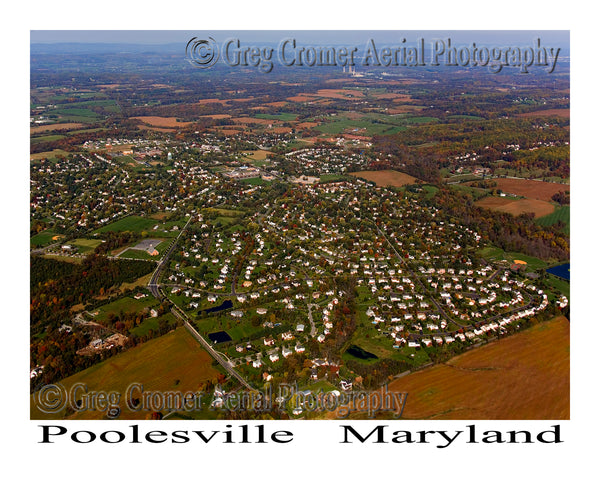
[475,196,555,218]
[537,205,570,233]
[491,178,570,202]
[30,39,570,422]
[349,169,418,187]
[385,315,569,420]
[30,327,221,420]
[517,108,570,118]
[132,116,194,128]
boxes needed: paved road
[146,215,254,391]
[170,307,255,391]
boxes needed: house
[269,353,280,363]
[340,380,353,391]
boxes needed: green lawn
[227,323,265,342]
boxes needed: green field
[255,113,297,121]
[71,238,104,253]
[95,216,157,234]
[315,112,439,136]
[30,230,63,247]
[93,215,190,236]
[240,177,267,186]
[30,327,221,420]
[543,274,570,300]
[316,119,406,136]
[478,246,548,271]
[319,174,348,182]
[130,312,178,337]
[536,206,570,234]
[448,114,485,120]
[51,107,102,123]
[30,149,72,161]
[90,295,160,323]
[31,134,66,144]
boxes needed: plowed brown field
[386,316,569,420]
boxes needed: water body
[208,331,233,343]
[547,263,570,281]
[202,299,233,315]
[346,344,378,360]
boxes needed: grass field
[95,215,187,238]
[383,316,569,420]
[316,118,407,136]
[478,246,548,270]
[30,149,71,161]
[319,174,348,182]
[130,312,178,337]
[30,327,221,420]
[255,113,297,121]
[94,216,158,234]
[537,205,570,234]
[241,150,270,161]
[31,134,66,144]
[70,238,104,253]
[90,295,160,323]
[30,230,63,247]
[52,107,102,123]
[118,272,153,293]
[240,177,267,186]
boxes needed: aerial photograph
[29,30,570,422]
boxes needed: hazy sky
[30,30,569,46]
